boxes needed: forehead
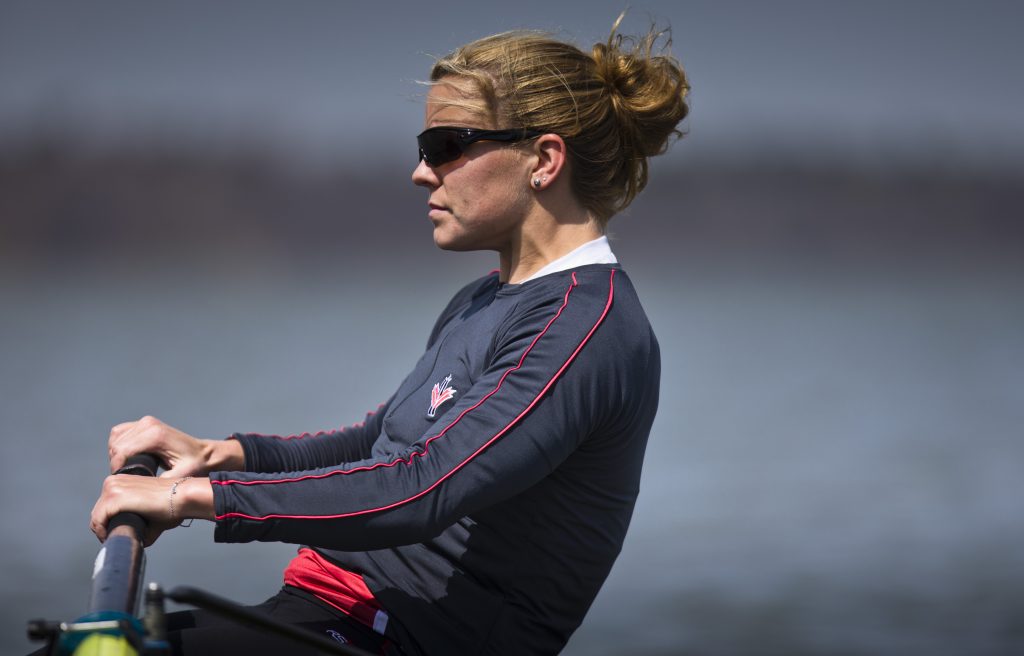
[425,78,495,129]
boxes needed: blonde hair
[429,16,690,223]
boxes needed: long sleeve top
[210,264,661,655]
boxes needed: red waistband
[283,548,389,634]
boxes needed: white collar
[519,235,618,283]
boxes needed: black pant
[165,586,394,655]
[27,586,396,656]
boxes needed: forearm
[201,437,246,473]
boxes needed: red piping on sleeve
[215,269,615,522]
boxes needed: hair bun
[591,26,690,159]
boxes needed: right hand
[107,415,238,479]
[91,474,213,546]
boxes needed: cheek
[482,166,531,216]
[444,151,530,229]
[453,177,513,217]
[466,186,528,231]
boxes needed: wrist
[175,477,215,522]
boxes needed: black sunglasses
[417,126,544,167]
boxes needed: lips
[428,202,449,220]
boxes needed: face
[411,79,534,252]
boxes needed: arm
[231,400,391,473]
[94,271,504,545]
[211,270,624,551]
[95,402,390,544]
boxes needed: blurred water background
[3,2,1024,654]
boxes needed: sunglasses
[417,126,544,167]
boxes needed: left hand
[90,474,213,546]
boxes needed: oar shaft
[88,525,146,615]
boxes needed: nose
[411,157,440,189]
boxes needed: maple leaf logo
[427,374,457,418]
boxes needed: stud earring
[533,178,542,189]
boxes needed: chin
[432,227,474,252]
[434,239,475,253]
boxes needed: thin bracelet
[169,476,194,527]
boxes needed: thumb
[160,466,191,480]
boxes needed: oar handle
[115,452,161,477]
[89,453,161,615]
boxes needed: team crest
[427,374,457,418]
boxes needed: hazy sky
[2,0,1022,164]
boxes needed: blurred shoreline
[2,131,1022,276]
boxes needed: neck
[500,213,603,284]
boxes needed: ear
[529,134,567,191]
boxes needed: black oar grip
[116,452,161,477]
[107,510,148,539]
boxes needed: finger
[108,417,146,448]
[109,447,127,473]
[90,498,109,543]
[159,462,193,480]
[91,474,128,541]
[109,420,136,441]
[109,418,158,472]
[109,427,136,472]
[108,422,137,470]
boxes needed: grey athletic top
[210,264,661,655]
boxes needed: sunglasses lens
[418,130,464,166]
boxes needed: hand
[90,473,214,546]
[108,415,243,479]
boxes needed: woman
[91,19,689,655]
